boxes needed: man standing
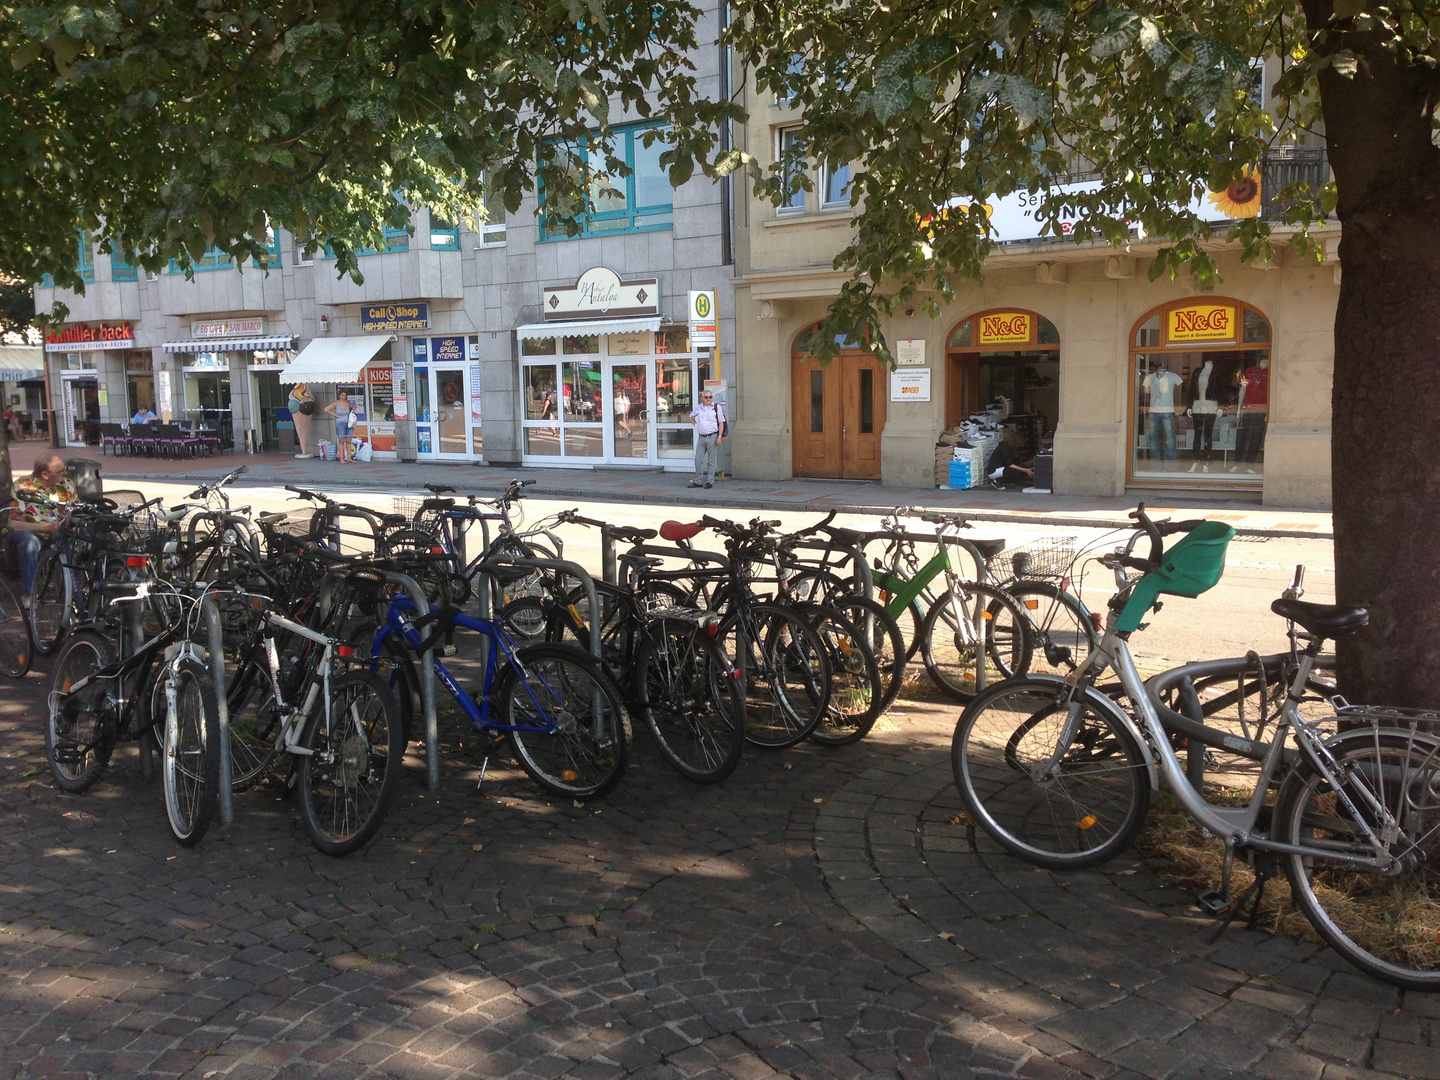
[687,389,725,488]
[7,455,76,604]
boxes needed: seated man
[132,405,158,425]
[7,455,76,603]
[986,430,1035,489]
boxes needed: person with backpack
[687,389,726,488]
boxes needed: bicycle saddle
[820,524,866,546]
[972,539,1007,561]
[1271,598,1369,638]
[379,513,408,528]
[610,525,658,543]
[660,520,705,542]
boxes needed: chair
[128,423,158,457]
[190,423,221,456]
[158,423,201,457]
[98,423,129,456]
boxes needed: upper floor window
[110,249,138,282]
[477,190,507,247]
[821,161,851,208]
[777,127,806,213]
[428,210,460,250]
[169,226,282,273]
[77,232,95,284]
[539,125,673,240]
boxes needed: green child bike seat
[1116,521,1236,632]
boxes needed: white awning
[280,335,394,384]
[0,346,44,379]
[163,335,295,354]
[515,316,662,342]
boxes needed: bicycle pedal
[52,747,84,765]
[437,644,457,657]
[1195,889,1232,916]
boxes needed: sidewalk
[14,441,1334,539]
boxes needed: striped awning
[0,345,44,379]
[281,335,394,384]
[163,335,295,354]
[515,316,662,341]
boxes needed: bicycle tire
[500,643,630,799]
[297,671,403,856]
[218,647,284,790]
[875,580,926,661]
[721,602,831,749]
[801,603,884,748]
[29,545,70,655]
[827,593,907,711]
[1002,581,1098,677]
[160,656,222,847]
[46,629,117,792]
[484,536,558,608]
[1273,727,1440,991]
[0,571,32,677]
[953,677,1151,869]
[634,618,745,783]
[920,582,1032,703]
[500,596,555,647]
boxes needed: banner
[390,361,409,420]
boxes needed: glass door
[62,375,99,446]
[606,361,651,461]
[429,365,471,458]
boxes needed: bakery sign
[360,303,429,332]
[543,266,659,322]
[976,311,1033,346]
[44,322,135,353]
[193,317,264,338]
[1167,304,1236,344]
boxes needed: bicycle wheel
[921,582,1032,703]
[953,677,1151,869]
[634,618,745,783]
[500,643,630,799]
[1003,581,1098,677]
[219,649,283,790]
[29,546,70,655]
[722,602,831,749]
[485,536,558,608]
[46,629,117,792]
[500,596,556,646]
[160,656,222,847]
[1274,728,1440,990]
[297,671,403,856]
[803,604,884,748]
[0,571,32,677]
[826,593,906,711]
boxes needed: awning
[280,335,394,384]
[514,316,662,342]
[163,335,295,354]
[0,346,44,380]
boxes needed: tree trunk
[1304,1,1440,707]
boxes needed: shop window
[538,124,674,239]
[522,337,557,356]
[1129,299,1270,486]
[1038,316,1060,344]
[562,335,599,355]
[655,328,690,353]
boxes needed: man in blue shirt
[132,406,157,425]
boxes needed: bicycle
[984,535,1101,677]
[0,509,32,677]
[951,504,1440,990]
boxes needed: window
[821,161,851,207]
[538,125,673,240]
[477,190,507,246]
[428,210,460,250]
[78,232,94,284]
[110,249,138,282]
[777,127,806,213]
[294,233,315,266]
[169,227,282,273]
[774,53,805,107]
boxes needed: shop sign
[543,266,659,321]
[1167,304,1236,344]
[391,361,409,419]
[192,317,264,338]
[360,303,429,332]
[895,339,926,366]
[366,366,392,383]
[431,336,465,364]
[44,322,135,353]
[608,332,649,356]
[890,369,932,402]
[976,312,1032,346]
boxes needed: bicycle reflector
[126,556,148,568]
[337,645,355,658]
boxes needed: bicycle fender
[1026,673,1160,791]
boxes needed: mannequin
[1187,359,1219,472]
[1143,360,1183,470]
[287,382,315,459]
[1232,356,1269,472]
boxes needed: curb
[104,464,1334,541]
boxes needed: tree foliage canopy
[0,0,736,292]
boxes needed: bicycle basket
[393,496,425,524]
[1116,521,1236,632]
[987,536,1075,584]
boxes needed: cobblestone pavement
[2,667,1434,1080]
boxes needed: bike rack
[779,537,876,599]
[500,556,604,661]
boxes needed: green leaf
[871,77,914,123]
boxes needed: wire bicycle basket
[987,536,1076,585]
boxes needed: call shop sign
[361,303,430,332]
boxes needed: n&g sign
[1167,304,1235,343]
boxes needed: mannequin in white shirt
[1143,361,1184,470]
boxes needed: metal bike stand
[200,595,234,826]
[781,537,875,599]
[600,524,618,585]
[507,557,603,660]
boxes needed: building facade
[730,91,1339,508]
[32,3,735,469]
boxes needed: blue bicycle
[370,569,630,799]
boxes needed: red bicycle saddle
[660,520,705,542]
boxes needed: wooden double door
[791,353,886,479]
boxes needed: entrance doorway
[790,351,886,479]
[608,361,651,460]
[61,374,99,446]
[417,363,474,459]
[945,309,1060,459]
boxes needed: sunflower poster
[1208,167,1262,219]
